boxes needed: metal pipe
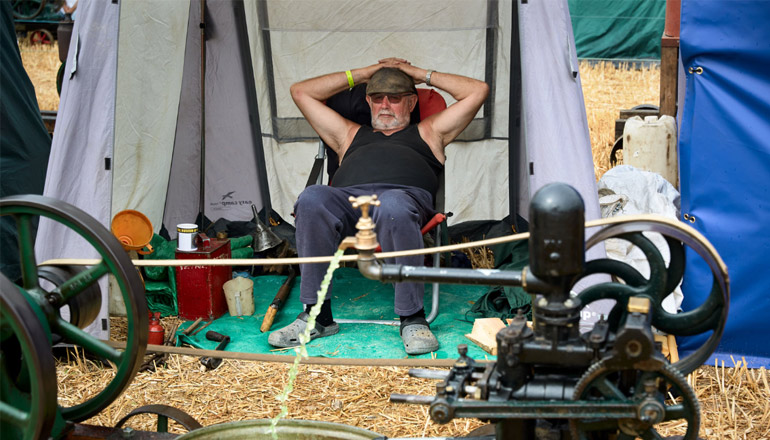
[425,227,442,324]
[377,264,525,287]
[355,254,382,281]
[409,369,450,380]
[389,394,434,405]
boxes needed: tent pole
[233,1,273,225]
[199,0,207,223]
[508,0,523,232]
[483,0,499,139]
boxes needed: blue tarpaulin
[677,0,770,367]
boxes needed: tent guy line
[39,215,724,270]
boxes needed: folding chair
[305,84,449,325]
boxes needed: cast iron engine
[351,183,728,440]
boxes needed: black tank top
[331,125,443,197]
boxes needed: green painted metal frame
[0,195,149,437]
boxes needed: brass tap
[338,236,357,252]
[348,195,380,251]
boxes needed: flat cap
[366,67,417,95]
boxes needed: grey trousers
[293,183,435,316]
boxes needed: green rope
[269,248,344,437]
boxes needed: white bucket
[223,277,254,316]
[177,223,198,251]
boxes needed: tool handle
[196,233,211,247]
[259,268,297,333]
[260,306,278,333]
[200,357,223,370]
[190,320,212,336]
[272,269,297,306]
[182,317,204,335]
[205,330,228,343]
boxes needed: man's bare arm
[290,63,387,156]
[395,63,489,156]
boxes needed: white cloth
[598,165,683,314]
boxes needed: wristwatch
[425,69,435,86]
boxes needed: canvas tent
[35,0,602,340]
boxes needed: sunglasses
[369,93,415,104]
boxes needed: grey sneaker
[267,312,339,348]
[400,320,439,355]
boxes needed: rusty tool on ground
[199,331,231,370]
[138,322,179,373]
[181,317,203,336]
[260,265,298,333]
[190,320,212,336]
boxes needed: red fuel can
[148,312,165,345]
[175,238,232,320]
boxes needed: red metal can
[148,312,165,345]
[175,238,232,320]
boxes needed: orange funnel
[111,210,154,255]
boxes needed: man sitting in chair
[268,58,488,355]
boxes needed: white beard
[371,110,408,131]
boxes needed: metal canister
[148,312,165,345]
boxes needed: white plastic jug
[623,115,678,187]
[223,277,254,316]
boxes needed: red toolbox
[175,239,232,320]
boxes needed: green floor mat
[176,268,498,360]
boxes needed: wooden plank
[659,43,679,117]
[464,318,533,355]
[465,318,506,355]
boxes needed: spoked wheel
[27,28,54,45]
[0,195,148,424]
[12,0,46,20]
[575,216,730,375]
[0,273,58,440]
[570,360,700,440]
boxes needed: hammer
[199,331,230,370]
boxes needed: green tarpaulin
[569,0,666,60]
[177,268,497,360]
[1,1,52,282]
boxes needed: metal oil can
[175,238,232,320]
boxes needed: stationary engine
[351,183,728,439]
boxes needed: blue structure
[678,0,770,367]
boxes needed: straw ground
[19,40,770,438]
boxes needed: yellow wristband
[345,70,355,88]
